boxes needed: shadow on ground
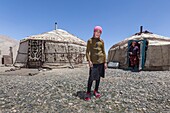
[73,91,86,100]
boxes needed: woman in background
[129,41,140,71]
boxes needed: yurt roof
[110,31,170,50]
[21,29,86,46]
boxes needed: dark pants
[87,76,100,93]
[87,63,105,93]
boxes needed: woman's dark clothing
[129,46,139,67]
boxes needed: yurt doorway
[27,40,44,68]
[127,39,148,71]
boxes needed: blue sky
[0,0,170,52]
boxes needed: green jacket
[86,37,106,64]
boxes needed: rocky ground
[0,67,170,113]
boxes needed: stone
[0,68,169,112]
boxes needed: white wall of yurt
[14,41,29,67]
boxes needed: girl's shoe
[85,92,91,101]
[93,90,101,98]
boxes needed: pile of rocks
[0,68,169,112]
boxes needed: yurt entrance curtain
[127,39,148,70]
[27,40,44,68]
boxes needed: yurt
[14,29,87,68]
[0,35,19,65]
[108,28,170,71]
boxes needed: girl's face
[94,30,101,38]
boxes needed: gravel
[0,68,170,113]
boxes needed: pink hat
[94,26,102,33]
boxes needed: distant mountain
[0,35,18,44]
[0,35,19,65]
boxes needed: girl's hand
[88,61,93,68]
[104,63,107,69]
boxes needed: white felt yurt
[108,30,170,71]
[14,29,87,68]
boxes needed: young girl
[85,26,107,101]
